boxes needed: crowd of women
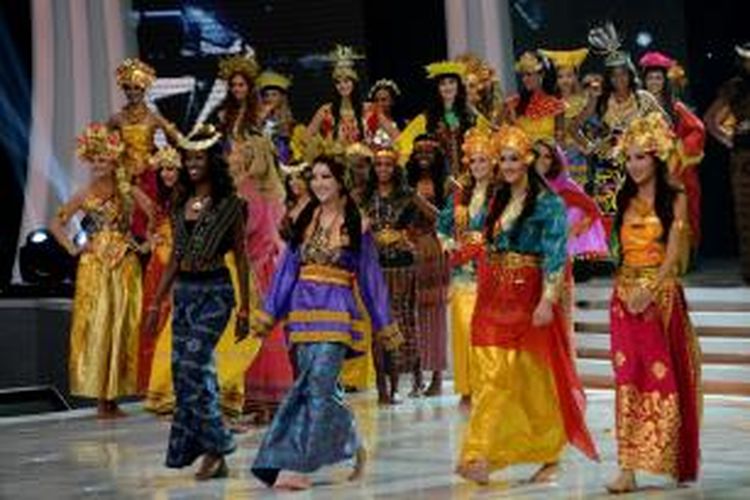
[49,25,750,492]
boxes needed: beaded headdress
[492,125,534,165]
[148,145,182,170]
[116,58,156,89]
[75,123,124,161]
[613,112,676,165]
[368,79,401,100]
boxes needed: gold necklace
[190,195,211,213]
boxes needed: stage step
[574,309,750,337]
[575,286,750,312]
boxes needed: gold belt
[617,265,660,287]
[299,264,353,287]
[487,251,541,269]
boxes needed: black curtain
[0,2,32,288]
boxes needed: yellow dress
[120,123,153,178]
[68,195,141,400]
[145,248,262,416]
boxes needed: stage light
[636,31,653,48]
[18,229,75,285]
[73,231,88,248]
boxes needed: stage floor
[1,389,749,499]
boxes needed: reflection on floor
[1,388,749,499]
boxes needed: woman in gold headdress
[49,123,142,419]
[107,58,180,242]
[606,113,701,493]
[456,125,598,485]
[455,54,504,127]
[256,70,296,164]
[215,53,293,423]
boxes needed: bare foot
[458,395,471,410]
[606,469,637,494]
[195,455,227,481]
[456,460,490,485]
[349,447,367,481]
[97,401,126,420]
[423,381,442,397]
[529,462,559,483]
[274,471,311,490]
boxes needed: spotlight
[18,229,75,284]
[636,31,653,48]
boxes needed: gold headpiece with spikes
[539,48,589,70]
[515,51,544,73]
[75,123,125,161]
[492,125,534,165]
[613,112,676,165]
[148,145,182,170]
[462,126,495,165]
[425,60,467,80]
[455,54,495,92]
[345,142,374,159]
[329,45,364,81]
[178,123,222,151]
[256,70,292,91]
[373,144,399,162]
[116,58,156,89]
[218,53,260,82]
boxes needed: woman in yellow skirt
[456,125,598,484]
[49,123,142,419]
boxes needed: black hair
[642,66,677,122]
[290,155,362,252]
[364,154,408,203]
[176,140,235,208]
[283,165,311,209]
[405,137,447,209]
[517,51,558,117]
[485,168,549,243]
[596,63,641,117]
[332,77,364,141]
[425,75,473,134]
[613,155,681,247]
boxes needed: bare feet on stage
[348,446,367,481]
[96,400,127,420]
[274,471,312,490]
[529,462,559,483]
[458,395,471,410]
[194,454,228,481]
[456,460,490,485]
[606,469,637,494]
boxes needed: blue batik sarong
[252,342,360,485]
[166,272,236,468]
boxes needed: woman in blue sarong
[250,155,401,490]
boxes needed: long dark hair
[405,142,447,209]
[485,168,548,243]
[176,141,235,207]
[642,67,677,122]
[332,77,364,140]
[218,72,259,137]
[155,167,178,211]
[596,63,640,117]
[533,138,565,180]
[283,165,311,209]
[613,155,681,246]
[426,75,473,133]
[517,52,558,117]
[290,155,362,252]
[364,155,409,202]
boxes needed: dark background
[1,0,747,290]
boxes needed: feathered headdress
[588,23,631,68]
[329,45,364,81]
[75,123,125,161]
[116,58,156,89]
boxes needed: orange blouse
[621,198,666,268]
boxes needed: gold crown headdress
[373,145,399,162]
[492,125,534,165]
[75,123,125,161]
[462,126,495,164]
[588,23,631,68]
[539,48,589,70]
[148,145,182,170]
[218,53,260,82]
[116,58,156,89]
[455,53,496,92]
[368,79,401,100]
[613,112,676,165]
[256,70,292,91]
[177,123,222,151]
[425,60,467,80]
[515,51,544,73]
[345,142,374,159]
[329,45,364,81]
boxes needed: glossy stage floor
[1,387,749,499]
